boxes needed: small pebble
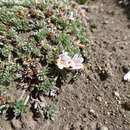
[124,71,130,82]
[99,126,108,130]
[10,118,21,130]
[125,101,130,110]
[89,109,95,114]
[117,100,121,104]
[103,20,109,24]
[96,96,102,102]
[38,94,45,102]
[88,109,97,118]
[87,122,97,130]
[107,10,115,15]
[114,91,120,97]
[107,112,110,116]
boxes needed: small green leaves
[34,28,49,42]
[0,8,31,32]
[52,32,70,46]
[30,9,43,19]
[43,44,52,51]
[6,28,17,38]
[10,17,30,31]
[75,0,88,4]
[37,79,54,93]
[51,17,67,29]
[0,63,18,84]
[37,71,46,81]
[1,44,13,57]
[44,104,59,120]
[90,18,97,29]
[0,24,6,35]
[0,87,7,94]
[13,100,29,117]
[67,21,86,39]
[2,48,10,58]
[35,20,44,29]
[21,42,33,54]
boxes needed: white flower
[71,54,84,70]
[56,52,72,69]
[56,52,84,70]
[124,71,130,82]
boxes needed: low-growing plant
[6,28,17,39]
[0,24,6,35]
[89,18,97,29]
[10,17,30,32]
[35,20,44,29]
[13,100,29,117]
[37,79,54,93]
[30,9,43,19]
[21,42,33,54]
[0,0,90,120]
[43,104,59,120]
[34,28,49,42]
[51,17,67,29]
[0,63,18,84]
[67,20,86,39]
[37,71,47,81]
[52,32,70,46]
[0,87,7,94]
[0,8,31,32]
[75,0,89,4]
[1,44,13,57]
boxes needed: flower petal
[73,54,84,64]
[57,63,64,69]
[71,64,84,70]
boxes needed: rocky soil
[0,0,130,130]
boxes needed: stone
[87,122,97,130]
[99,126,109,130]
[125,101,130,110]
[96,96,102,102]
[88,109,98,118]
[10,118,21,130]
[124,71,130,82]
[114,91,120,97]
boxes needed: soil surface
[0,0,130,130]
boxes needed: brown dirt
[0,0,130,130]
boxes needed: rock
[10,118,22,130]
[107,10,115,15]
[96,96,102,102]
[38,94,46,102]
[89,109,95,114]
[99,126,109,130]
[21,113,36,130]
[117,100,121,104]
[125,101,130,110]
[63,124,69,130]
[124,71,130,82]
[114,91,120,97]
[103,20,109,24]
[15,73,22,78]
[87,122,97,130]
[83,125,88,130]
[88,109,97,118]
[72,121,82,129]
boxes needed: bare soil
[0,0,130,130]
